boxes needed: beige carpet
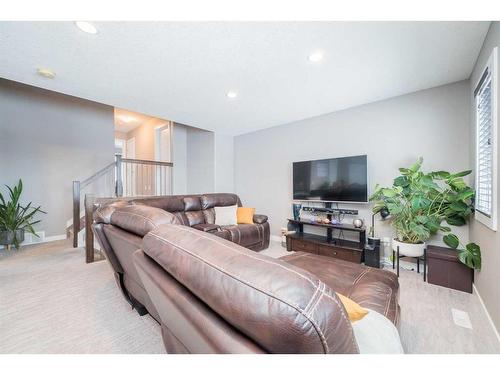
[0,240,164,354]
[1,239,499,354]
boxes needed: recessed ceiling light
[308,52,324,63]
[37,68,55,79]
[120,115,135,123]
[75,21,98,34]
[226,91,238,99]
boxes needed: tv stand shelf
[286,219,366,264]
[288,219,366,232]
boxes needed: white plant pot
[391,238,426,257]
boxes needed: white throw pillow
[214,205,238,226]
[351,309,404,354]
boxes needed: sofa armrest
[192,223,221,233]
[253,214,268,224]
[109,205,180,237]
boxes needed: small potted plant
[0,179,45,250]
[369,158,481,270]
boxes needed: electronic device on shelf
[364,237,381,268]
[293,155,368,203]
[301,206,359,215]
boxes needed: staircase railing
[72,161,116,248]
[72,155,173,262]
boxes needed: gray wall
[469,21,500,332]
[0,79,114,237]
[186,127,215,194]
[235,81,471,253]
[163,123,233,196]
[215,133,234,192]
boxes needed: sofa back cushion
[141,225,359,354]
[115,193,243,229]
[200,193,241,209]
[110,205,180,237]
[182,197,206,226]
[131,196,185,212]
[132,196,194,226]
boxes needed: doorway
[155,123,171,162]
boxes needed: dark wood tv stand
[286,219,366,264]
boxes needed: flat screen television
[293,155,368,203]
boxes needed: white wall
[172,123,188,195]
[215,133,234,192]
[469,21,500,332]
[235,81,471,253]
[0,78,115,237]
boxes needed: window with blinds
[475,68,493,217]
[474,47,498,231]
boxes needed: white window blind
[475,68,493,217]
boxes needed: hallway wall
[0,79,115,237]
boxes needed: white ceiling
[0,22,490,135]
[114,108,164,133]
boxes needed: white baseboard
[473,283,500,344]
[0,233,67,250]
[44,234,67,242]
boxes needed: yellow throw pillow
[237,207,255,224]
[336,293,369,322]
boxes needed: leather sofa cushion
[110,205,180,237]
[282,252,400,326]
[93,200,129,224]
[185,211,205,226]
[173,212,190,226]
[132,196,185,212]
[200,193,241,209]
[183,197,202,211]
[142,225,359,354]
[212,229,231,241]
[202,208,215,224]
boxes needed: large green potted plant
[0,179,45,250]
[369,158,481,270]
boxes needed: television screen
[293,155,368,202]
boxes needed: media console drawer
[287,235,362,264]
[290,238,318,254]
[318,245,353,261]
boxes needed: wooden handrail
[72,181,80,248]
[85,194,96,263]
[121,158,173,167]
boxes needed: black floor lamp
[369,207,390,238]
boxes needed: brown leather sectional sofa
[133,225,400,353]
[93,193,270,317]
[93,193,400,353]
